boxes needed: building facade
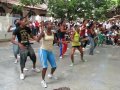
[0,0,47,40]
[0,0,47,17]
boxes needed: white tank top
[40,31,54,51]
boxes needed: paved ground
[0,42,120,90]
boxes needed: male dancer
[11,17,40,80]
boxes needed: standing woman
[37,21,57,88]
[58,20,68,58]
[70,25,85,66]
[87,21,96,55]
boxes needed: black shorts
[72,46,80,49]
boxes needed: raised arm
[36,32,44,42]
[7,26,15,32]
[70,31,75,42]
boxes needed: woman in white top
[37,21,57,88]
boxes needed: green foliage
[117,0,120,6]
[12,5,22,13]
[48,0,116,20]
[20,0,117,20]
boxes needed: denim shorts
[38,49,57,68]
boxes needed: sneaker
[41,80,47,88]
[89,53,93,55]
[82,48,85,51]
[14,59,18,64]
[69,63,74,67]
[17,55,20,58]
[48,74,58,80]
[23,68,29,71]
[59,56,63,59]
[81,59,87,62]
[32,68,40,73]
[20,73,25,80]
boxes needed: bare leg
[42,68,47,80]
[51,67,56,75]
[78,46,84,61]
[70,47,76,64]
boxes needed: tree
[48,0,116,20]
[20,0,116,20]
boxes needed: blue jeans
[88,36,95,55]
[13,44,19,58]
[59,41,62,57]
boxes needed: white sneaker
[48,74,58,80]
[23,68,29,71]
[59,56,63,59]
[82,48,85,51]
[69,63,74,67]
[17,55,20,58]
[20,73,25,80]
[14,59,18,64]
[32,68,40,73]
[41,80,47,88]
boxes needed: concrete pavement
[0,42,120,90]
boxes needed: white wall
[0,16,18,40]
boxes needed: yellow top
[71,31,81,46]
[40,31,54,51]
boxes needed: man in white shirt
[7,19,20,63]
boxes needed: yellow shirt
[71,31,81,46]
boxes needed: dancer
[11,17,40,80]
[58,20,68,58]
[7,19,20,63]
[80,19,89,48]
[87,21,96,55]
[70,25,85,66]
[38,21,57,88]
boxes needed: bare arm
[11,35,26,49]
[7,26,13,32]
[37,32,44,42]
[29,31,44,42]
[11,35,19,45]
[71,32,75,42]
